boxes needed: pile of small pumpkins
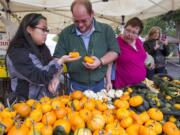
[0,88,180,135]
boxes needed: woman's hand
[149,62,155,69]
[161,38,168,46]
[58,55,81,65]
[154,43,160,50]
[48,77,60,94]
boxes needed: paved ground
[166,57,180,79]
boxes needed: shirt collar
[75,19,95,36]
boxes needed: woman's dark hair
[6,13,52,65]
[125,17,144,35]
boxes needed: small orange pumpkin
[120,94,130,101]
[79,109,92,122]
[84,56,94,64]
[139,125,156,135]
[120,116,133,128]
[7,124,29,135]
[42,111,57,125]
[29,109,43,122]
[130,111,143,125]
[105,121,126,135]
[114,99,129,109]
[87,114,105,131]
[26,99,36,107]
[69,52,80,58]
[41,104,52,113]
[139,111,150,124]
[51,99,65,110]
[162,121,180,135]
[103,113,114,124]
[129,95,143,107]
[41,125,53,135]
[116,108,130,120]
[53,119,71,134]
[71,90,83,100]
[1,117,14,132]
[84,99,95,110]
[54,108,67,119]
[13,103,31,117]
[145,120,162,134]
[96,102,108,112]
[126,124,140,135]
[69,114,85,131]
[71,99,82,111]
[147,108,163,121]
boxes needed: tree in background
[161,10,180,39]
[143,16,166,36]
[142,9,180,39]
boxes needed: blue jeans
[66,79,104,94]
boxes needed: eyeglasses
[125,28,138,35]
[73,16,92,25]
[74,19,89,24]
[34,27,49,33]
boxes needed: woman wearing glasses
[6,13,80,100]
[108,17,147,89]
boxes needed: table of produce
[0,75,179,135]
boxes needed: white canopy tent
[0,0,180,34]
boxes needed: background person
[144,26,169,79]
[111,17,147,89]
[6,13,80,100]
[53,0,119,93]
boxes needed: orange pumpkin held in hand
[69,52,80,58]
[84,56,94,64]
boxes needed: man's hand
[106,81,113,91]
[83,56,101,70]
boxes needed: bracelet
[99,58,104,67]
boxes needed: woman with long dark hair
[6,13,80,100]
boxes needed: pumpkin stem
[71,101,76,111]
[31,120,36,135]
[0,123,6,135]
[45,115,48,127]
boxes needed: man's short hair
[71,0,93,15]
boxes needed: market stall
[0,75,179,135]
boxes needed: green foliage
[142,16,165,35]
[142,16,175,37]
[161,10,180,22]
[114,26,121,36]
[142,10,180,37]
[53,35,59,42]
